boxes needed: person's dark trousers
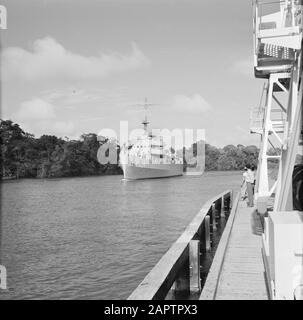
[247,182,254,207]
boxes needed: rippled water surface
[0,171,241,299]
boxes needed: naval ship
[119,100,183,180]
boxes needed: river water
[0,171,241,300]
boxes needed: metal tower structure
[251,0,303,299]
[252,0,302,212]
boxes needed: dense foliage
[0,119,259,179]
[205,143,259,171]
[0,120,122,179]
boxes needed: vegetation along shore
[0,119,261,180]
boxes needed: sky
[0,0,264,147]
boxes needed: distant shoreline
[1,169,243,182]
[0,171,123,181]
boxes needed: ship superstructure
[120,99,183,180]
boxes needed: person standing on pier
[241,164,255,207]
[251,165,256,194]
[242,164,254,207]
[241,167,248,201]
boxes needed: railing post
[189,240,201,292]
[211,203,217,231]
[230,190,233,209]
[221,196,225,217]
[173,253,190,294]
[204,216,211,251]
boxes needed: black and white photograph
[0,0,302,306]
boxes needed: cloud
[14,98,75,137]
[172,94,211,114]
[2,37,150,81]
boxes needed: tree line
[0,119,121,179]
[0,119,260,179]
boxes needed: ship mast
[142,97,150,133]
[141,97,156,134]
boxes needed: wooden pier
[200,199,269,300]
[128,191,271,300]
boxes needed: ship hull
[121,163,183,180]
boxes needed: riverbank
[0,169,246,182]
[1,170,123,181]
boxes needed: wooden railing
[128,190,233,300]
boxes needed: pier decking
[201,200,269,300]
[128,191,273,300]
